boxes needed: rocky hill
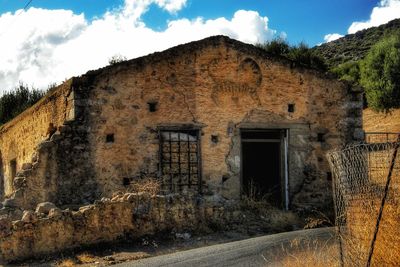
[313,18,400,68]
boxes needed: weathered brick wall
[0,80,74,198]
[0,194,239,263]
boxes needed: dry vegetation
[340,195,400,266]
[240,194,302,233]
[125,177,161,196]
[363,107,400,133]
[266,236,340,267]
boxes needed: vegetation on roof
[257,38,327,71]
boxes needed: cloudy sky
[0,0,400,92]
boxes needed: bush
[108,54,127,65]
[257,38,290,56]
[258,39,327,71]
[360,34,400,112]
[0,83,46,125]
[331,61,360,83]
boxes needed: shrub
[108,54,127,65]
[257,38,290,56]
[258,39,327,71]
[360,34,400,112]
[331,61,360,83]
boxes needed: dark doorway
[241,130,285,207]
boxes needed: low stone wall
[0,193,239,263]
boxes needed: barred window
[160,130,200,192]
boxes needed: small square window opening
[317,133,325,142]
[148,102,158,112]
[288,104,295,113]
[106,134,114,143]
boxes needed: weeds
[76,253,96,264]
[339,196,400,266]
[126,177,161,196]
[266,236,340,266]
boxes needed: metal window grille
[159,130,201,193]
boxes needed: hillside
[313,18,400,68]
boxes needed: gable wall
[84,38,362,211]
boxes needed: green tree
[0,83,46,125]
[360,35,400,112]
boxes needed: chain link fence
[327,135,400,266]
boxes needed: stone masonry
[0,35,363,214]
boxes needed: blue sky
[0,0,378,45]
[0,0,399,91]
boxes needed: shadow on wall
[4,141,18,198]
[0,151,3,200]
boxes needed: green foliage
[287,42,327,71]
[331,61,360,83]
[359,35,400,112]
[0,83,46,125]
[258,39,327,71]
[256,38,289,56]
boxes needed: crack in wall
[170,87,197,122]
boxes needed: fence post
[366,134,400,267]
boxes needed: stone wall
[0,194,238,263]
[0,80,74,198]
[80,36,363,211]
[0,79,97,209]
[0,36,363,213]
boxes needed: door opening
[241,130,288,208]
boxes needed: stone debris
[35,202,57,214]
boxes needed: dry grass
[240,195,302,232]
[127,177,161,196]
[57,258,76,267]
[340,194,400,266]
[265,236,340,267]
[76,253,97,264]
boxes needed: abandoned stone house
[0,36,363,212]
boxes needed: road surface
[115,227,336,267]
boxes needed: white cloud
[323,33,344,43]
[0,0,277,92]
[348,0,400,34]
[322,0,400,44]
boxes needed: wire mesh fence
[327,136,400,266]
